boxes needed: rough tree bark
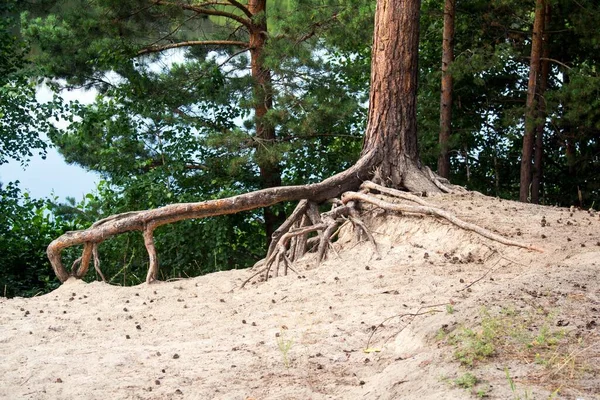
[247,0,285,243]
[437,0,455,179]
[531,3,551,204]
[519,0,546,202]
[362,0,439,193]
[48,0,537,285]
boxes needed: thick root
[243,180,543,287]
[47,151,377,283]
[345,181,543,253]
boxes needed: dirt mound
[1,192,599,399]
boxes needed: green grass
[276,330,294,368]
[436,304,592,397]
[441,307,568,368]
[454,372,478,388]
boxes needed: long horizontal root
[347,181,543,253]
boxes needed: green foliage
[9,0,371,288]
[440,304,577,393]
[545,65,600,206]
[21,0,370,188]
[452,325,497,367]
[415,0,600,206]
[65,178,267,286]
[0,182,65,297]
[0,0,49,166]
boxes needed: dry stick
[349,216,380,259]
[342,192,544,253]
[71,257,82,275]
[282,254,298,275]
[306,201,324,243]
[279,224,327,258]
[282,254,289,276]
[292,214,310,261]
[267,200,308,259]
[288,219,301,262]
[307,201,322,221]
[425,166,454,193]
[366,304,447,349]
[261,252,277,280]
[328,241,343,261]
[457,256,503,292]
[348,203,381,259]
[496,252,532,268]
[457,247,534,293]
[316,215,339,263]
[273,252,282,278]
[549,341,599,378]
[362,181,432,206]
[315,204,358,263]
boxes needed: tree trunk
[437,0,455,179]
[519,0,545,202]
[248,0,284,243]
[362,0,438,193]
[531,3,551,204]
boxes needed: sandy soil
[1,192,599,399]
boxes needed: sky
[0,85,100,201]
[0,51,197,201]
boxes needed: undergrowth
[437,305,596,397]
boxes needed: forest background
[1,0,599,298]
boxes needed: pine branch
[271,12,340,44]
[295,12,340,44]
[151,0,252,28]
[142,159,208,172]
[225,0,253,18]
[277,133,362,142]
[146,14,197,49]
[137,40,249,55]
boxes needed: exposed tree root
[47,152,377,283]
[241,200,371,287]
[47,152,541,286]
[347,181,543,253]
[241,181,543,286]
[424,166,466,194]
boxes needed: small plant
[455,372,478,388]
[276,331,294,368]
[476,385,490,398]
[452,373,490,398]
[453,326,496,367]
[505,368,532,400]
[446,304,456,314]
[435,325,450,341]
[443,310,499,367]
